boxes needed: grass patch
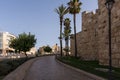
[57,56,120,80]
[0,57,35,80]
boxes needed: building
[70,0,120,67]
[26,47,37,55]
[0,32,16,55]
[52,44,60,54]
[38,46,45,55]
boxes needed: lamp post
[105,0,115,80]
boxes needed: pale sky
[0,0,98,49]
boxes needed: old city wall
[80,11,99,60]
[70,31,83,56]
[70,0,120,67]
[97,0,120,67]
[71,11,99,60]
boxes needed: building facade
[70,0,120,67]
[26,47,37,55]
[0,32,16,55]
[52,44,60,54]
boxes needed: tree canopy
[44,45,52,53]
[68,0,82,14]
[9,32,36,57]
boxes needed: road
[24,56,95,80]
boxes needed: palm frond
[55,8,60,14]
[55,4,68,17]
[67,0,82,14]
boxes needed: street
[24,56,95,80]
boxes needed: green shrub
[0,57,35,79]
[0,64,11,76]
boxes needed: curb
[56,59,106,80]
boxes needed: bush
[0,57,34,79]
[0,64,11,76]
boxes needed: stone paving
[24,56,95,80]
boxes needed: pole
[108,8,112,80]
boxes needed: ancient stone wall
[80,11,98,60]
[70,0,120,67]
[70,31,83,57]
[97,0,120,67]
[71,11,99,60]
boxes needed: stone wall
[97,0,120,67]
[70,0,120,67]
[80,11,99,60]
[71,11,99,60]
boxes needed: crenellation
[71,0,120,67]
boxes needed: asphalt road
[24,56,95,80]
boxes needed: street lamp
[105,0,115,80]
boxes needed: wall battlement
[70,0,120,67]
[82,10,97,17]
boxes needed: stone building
[70,0,120,67]
[39,47,45,55]
[52,44,60,54]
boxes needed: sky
[0,0,98,49]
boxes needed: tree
[44,45,52,53]
[55,4,68,57]
[63,18,71,56]
[9,32,36,57]
[9,37,22,53]
[68,0,82,58]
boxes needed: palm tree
[63,18,71,56]
[68,0,82,58]
[55,4,68,56]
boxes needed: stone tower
[70,0,120,67]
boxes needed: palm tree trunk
[64,38,67,56]
[60,17,63,56]
[74,13,77,58]
[66,37,69,56]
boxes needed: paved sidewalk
[24,56,96,80]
